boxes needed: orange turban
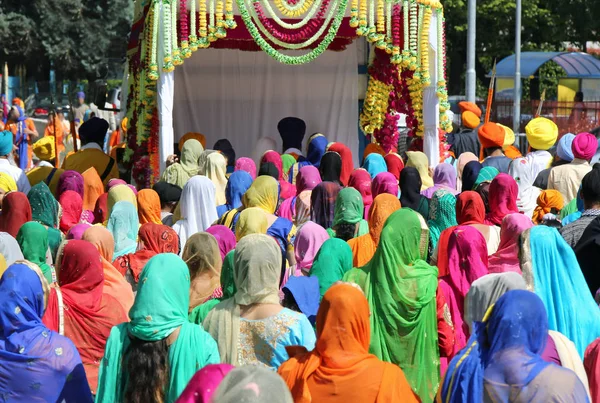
[532,189,564,224]
[458,101,482,118]
[462,111,480,129]
[363,142,387,160]
[179,132,206,151]
[478,122,505,150]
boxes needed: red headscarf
[93,193,109,224]
[59,190,83,233]
[484,173,519,226]
[348,168,373,219]
[384,153,404,181]
[455,191,485,225]
[42,240,127,393]
[327,142,354,185]
[261,150,296,199]
[0,192,32,237]
[113,223,180,281]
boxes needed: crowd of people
[1,102,600,402]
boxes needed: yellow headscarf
[0,173,17,193]
[0,254,6,278]
[107,184,138,216]
[406,151,434,190]
[525,117,558,151]
[33,136,56,162]
[235,207,269,241]
[242,175,279,214]
[205,152,228,205]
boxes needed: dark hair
[334,223,356,241]
[123,336,170,403]
[483,146,503,157]
[581,168,600,204]
[541,219,563,229]
[282,288,300,313]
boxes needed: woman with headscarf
[421,163,459,198]
[331,187,369,241]
[107,201,139,260]
[309,239,353,299]
[42,240,128,394]
[177,364,235,403]
[113,222,180,287]
[362,153,387,179]
[234,157,257,179]
[319,151,342,185]
[213,139,236,173]
[96,254,220,402]
[0,262,93,402]
[440,290,588,402]
[161,138,204,188]
[28,182,63,261]
[282,276,321,325]
[58,190,84,233]
[399,167,430,219]
[348,168,373,219]
[107,183,137,216]
[0,232,24,266]
[310,181,342,231]
[343,209,439,402]
[427,189,458,253]
[460,160,483,193]
[136,188,162,225]
[509,157,541,218]
[17,221,54,283]
[277,165,321,222]
[372,172,399,199]
[93,193,109,224]
[455,152,478,191]
[533,189,564,224]
[203,234,316,369]
[0,172,17,203]
[290,221,329,277]
[173,176,218,251]
[327,142,354,185]
[183,232,223,312]
[206,225,237,261]
[0,191,31,237]
[287,134,329,184]
[384,152,404,182]
[213,365,294,403]
[406,151,433,190]
[279,283,419,403]
[216,170,252,219]
[484,173,519,226]
[282,154,296,182]
[455,191,501,255]
[205,152,228,205]
[82,226,134,314]
[82,167,104,211]
[235,207,269,242]
[66,223,92,240]
[57,170,84,199]
[261,150,296,199]
[347,194,401,267]
[472,166,499,190]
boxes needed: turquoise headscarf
[27,182,63,261]
[473,166,499,189]
[523,225,600,356]
[106,201,139,260]
[96,254,220,402]
[427,189,457,252]
[362,153,387,179]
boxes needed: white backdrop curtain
[173,43,359,166]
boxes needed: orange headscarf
[278,283,418,403]
[137,188,163,225]
[82,167,105,211]
[81,226,135,315]
[347,194,401,267]
[363,143,387,161]
[532,189,564,224]
[179,132,206,151]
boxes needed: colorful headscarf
[242,175,279,214]
[427,189,458,251]
[461,160,483,193]
[406,151,433,190]
[484,173,519,226]
[161,139,204,188]
[261,150,296,199]
[362,153,387,179]
[556,133,576,162]
[293,221,330,275]
[455,191,485,225]
[57,170,84,199]
[17,222,53,283]
[525,117,558,151]
[0,192,32,237]
[281,154,296,181]
[0,172,17,193]
[488,213,533,274]
[310,181,341,229]
[384,152,404,181]
[572,132,598,160]
[28,182,60,228]
[67,223,92,240]
[58,190,83,233]
[421,163,458,198]
[372,172,399,199]
[319,151,342,184]
[107,201,139,259]
[234,157,257,179]
[235,207,268,241]
[206,152,229,205]
[206,225,237,261]
[107,184,137,216]
[327,142,354,185]
[473,166,499,190]
[456,152,478,191]
[217,170,253,218]
[348,169,373,219]
[532,189,564,224]
[136,189,162,225]
[81,168,104,211]
[332,187,368,235]
[310,239,353,299]
[282,276,320,324]
[0,232,24,266]
[176,364,234,403]
[306,134,328,167]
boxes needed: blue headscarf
[526,225,600,355]
[107,201,139,260]
[441,290,550,402]
[216,170,253,218]
[0,263,92,401]
[362,153,387,179]
[0,130,13,156]
[13,106,28,170]
[283,276,320,325]
[305,134,328,167]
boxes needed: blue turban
[0,131,13,156]
[77,91,85,99]
[556,132,575,162]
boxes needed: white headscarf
[173,176,218,253]
[509,157,541,219]
[205,152,228,205]
[0,232,24,266]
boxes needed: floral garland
[274,0,315,17]
[179,0,191,58]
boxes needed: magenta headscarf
[175,364,234,403]
[205,225,236,261]
[572,132,598,160]
[293,221,330,276]
[107,178,127,189]
[234,157,257,179]
[66,223,92,240]
[261,150,296,199]
[348,168,373,219]
[484,173,519,226]
[371,172,399,199]
[488,213,534,274]
[277,165,322,221]
[57,170,84,199]
[421,163,458,198]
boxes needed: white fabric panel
[423,12,440,167]
[157,2,175,175]
[173,43,359,166]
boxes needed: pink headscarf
[205,225,236,261]
[234,157,257,179]
[58,191,83,233]
[484,173,519,226]
[488,213,533,274]
[572,132,598,160]
[348,168,373,219]
[261,150,296,199]
[107,178,127,189]
[67,223,92,240]
[277,166,322,221]
[371,172,399,199]
[293,221,329,276]
[175,364,234,403]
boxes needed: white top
[0,158,31,194]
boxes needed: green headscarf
[332,187,368,237]
[472,166,499,190]
[310,238,353,299]
[16,222,53,284]
[281,154,296,181]
[427,189,457,252]
[344,209,439,402]
[27,181,63,261]
[96,254,220,402]
[160,139,204,188]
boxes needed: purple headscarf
[107,178,127,189]
[421,163,459,198]
[277,166,322,221]
[372,172,399,199]
[66,223,92,240]
[57,170,85,199]
[176,364,234,403]
[205,225,237,261]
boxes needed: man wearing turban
[525,117,558,179]
[0,130,31,193]
[533,132,574,190]
[278,117,306,159]
[26,136,65,195]
[478,122,512,173]
[548,132,597,203]
[73,91,90,127]
[449,101,481,157]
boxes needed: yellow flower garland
[361,79,392,135]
